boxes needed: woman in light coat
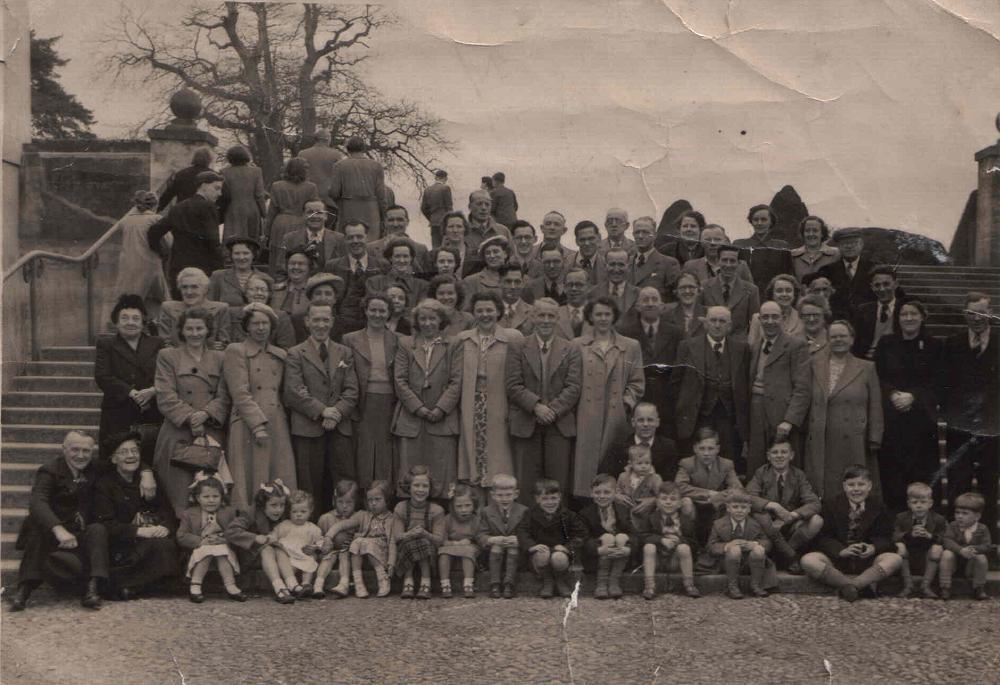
[393,299,463,499]
[572,296,644,498]
[804,320,884,499]
[222,303,296,511]
[456,291,523,488]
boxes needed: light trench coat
[572,332,644,497]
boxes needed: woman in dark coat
[874,299,942,511]
[96,295,165,466]
[219,145,266,241]
[94,431,178,599]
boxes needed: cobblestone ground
[2,589,998,685]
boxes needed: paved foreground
[2,589,998,684]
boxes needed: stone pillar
[148,88,218,195]
[973,114,1000,267]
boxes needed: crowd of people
[9,135,998,612]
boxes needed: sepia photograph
[1,1,998,683]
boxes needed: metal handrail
[2,217,128,282]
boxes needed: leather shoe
[9,584,32,612]
[81,579,102,610]
[226,590,248,602]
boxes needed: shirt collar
[634,434,654,448]
[707,335,725,351]
[353,254,368,268]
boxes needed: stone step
[897,266,1000,274]
[0,442,64,464]
[1,424,98,443]
[1,532,18,558]
[40,346,96,362]
[11,376,100,393]
[1,485,31,509]
[2,463,42,486]
[21,361,94,378]
[2,407,101,426]
[1,508,27,536]
[2,391,102,409]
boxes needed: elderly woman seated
[157,267,231,349]
[94,431,178,600]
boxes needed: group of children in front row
[178,423,993,603]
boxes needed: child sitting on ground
[707,489,774,599]
[394,465,445,600]
[616,444,662,517]
[315,480,359,598]
[227,479,294,604]
[477,474,528,599]
[675,427,743,547]
[580,473,636,600]
[746,439,823,574]
[438,484,482,598]
[634,481,700,599]
[892,481,947,598]
[271,490,324,598]
[176,472,246,603]
[322,480,397,598]
[940,492,992,601]
[516,479,588,599]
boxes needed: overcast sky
[29,0,1000,246]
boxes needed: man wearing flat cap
[148,170,226,299]
[290,272,347,344]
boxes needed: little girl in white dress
[271,490,324,597]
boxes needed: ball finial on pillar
[169,88,203,127]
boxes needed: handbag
[170,435,223,472]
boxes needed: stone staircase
[895,265,1000,335]
[1,346,100,584]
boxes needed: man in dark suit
[851,265,902,359]
[10,431,108,611]
[156,148,212,212]
[284,304,360,508]
[366,205,432,276]
[420,169,453,248]
[297,129,344,227]
[593,248,639,316]
[506,299,583,503]
[939,292,999,528]
[817,229,876,319]
[489,171,519,228]
[733,204,794,295]
[322,220,390,334]
[555,268,591,340]
[275,199,348,280]
[628,216,680,302]
[498,264,535,334]
[531,211,577,271]
[747,302,813,475]
[599,402,680,481]
[147,170,225,299]
[701,245,761,334]
[674,305,751,464]
[522,245,568,305]
[617,286,684,430]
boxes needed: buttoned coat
[499,300,535,334]
[790,244,840,281]
[297,144,344,209]
[420,182,453,228]
[477,501,529,543]
[521,276,566,306]
[700,276,761,334]
[674,335,751,441]
[745,464,821,518]
[707,515,771,556]
[569,250,608,286]
[223,341,296,510]
[95,333,165,459]
[804,351,884,498]
[176,505,243,551]
[284,339,359,438]
[628,250,680,301]
[457,327,524,485]
[207,268,275,308]
[157,299,231,347]
[814,494,895,562]
[942,521,993,555]
[749,332,813,429]
[342,328,401,420]
[220,164,266,240]
[748,309,805,348]
[554,304,593,341]
[146,194,224,284]
[392,337,462,438]
[152,347,231,515]
[675,456,743,502]
[506,335,582,439]
[817,257,877,319]
[572,332,644,497]
[275,227,347,279]
[732,234,794,295]
[16,457,100,551]
[329,154,387,239]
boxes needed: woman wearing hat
[289,272,346,343]
[111,190,170,322]
[459,234,509,306]
[94,431,178,600]
[208,236,274,329]
[222,302,297,511]
[219,145,266,242]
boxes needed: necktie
[646,323,655,340]
[879,304,888,323]
[723,283,731,302]
[734,522,744,538]
[319,342,328,363]
[662,514,674,529]
[972,333,982,355]
[501,508,509,524]
[846,260,856,279]
[581,257,591,270]
[713,341,722,357]
[636,253,646,269]
[763,339,773,356]
[541,340,549,354]
[639,440,650,449]
[572,309,583,337]
[776,475,784,503]
[354,260,364,278]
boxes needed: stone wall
[19,139,150,242]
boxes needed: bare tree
[107,2,451,186]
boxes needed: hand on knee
[550,551,570,571]
[613,533,630,548]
